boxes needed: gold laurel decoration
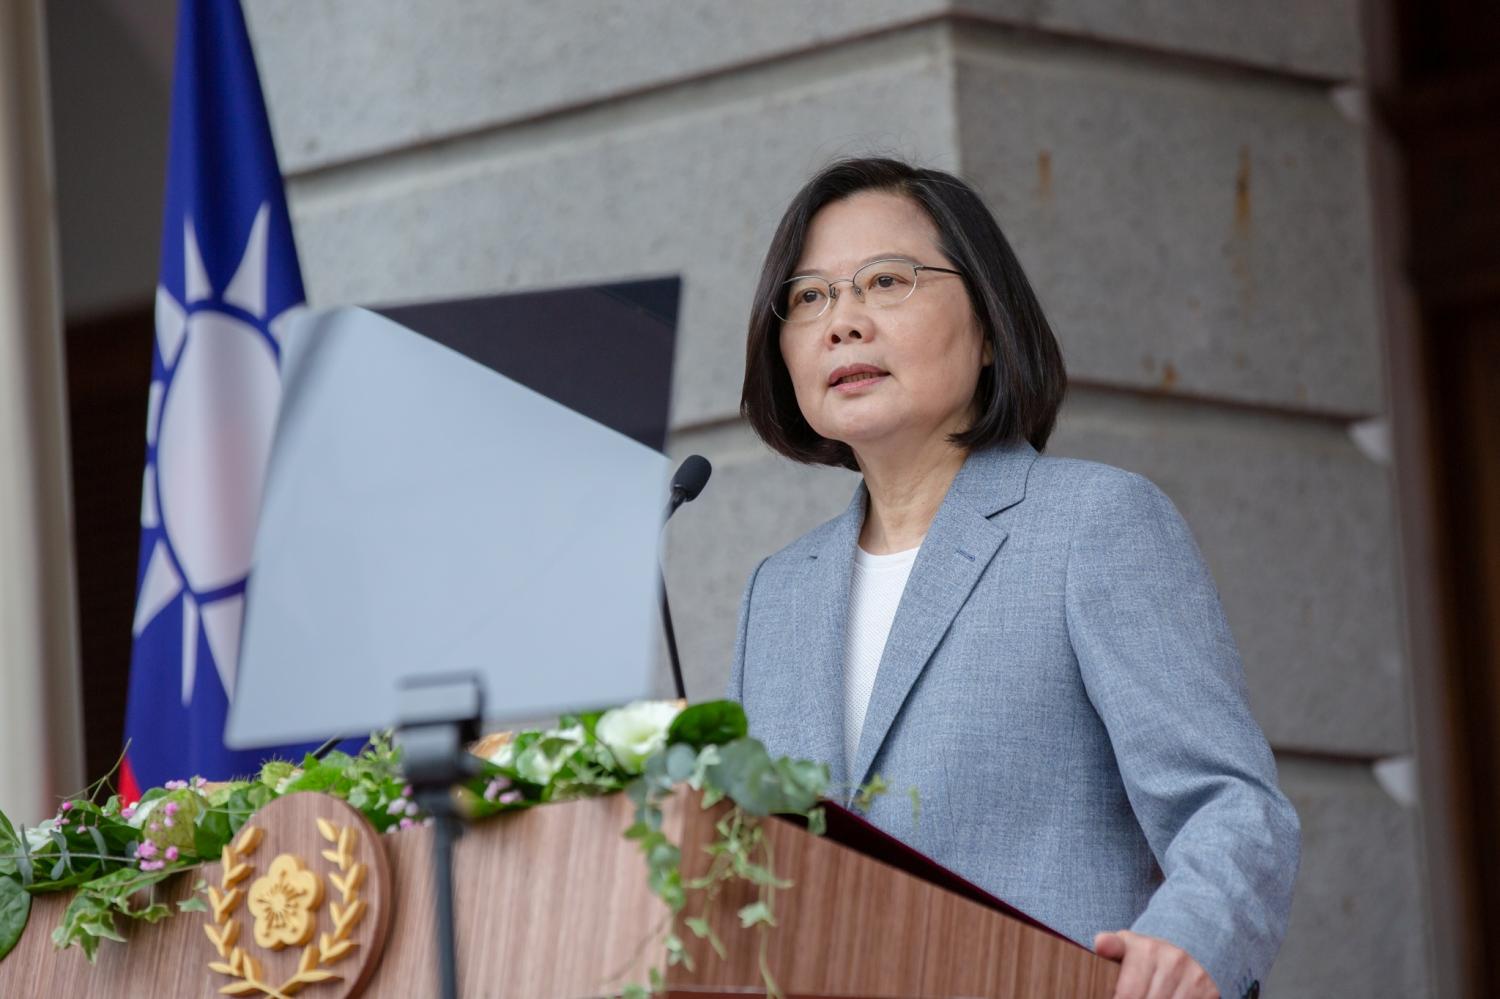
[203,817,368,998]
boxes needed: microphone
[660,454,712,701]
[666,454,711,517]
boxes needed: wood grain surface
[666,797,1118,998]
[0,790,1118,997]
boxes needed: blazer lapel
[789,483,866,791]
[846,441,1038,795]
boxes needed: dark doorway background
[62,309,153,782]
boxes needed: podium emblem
[199,794,390,998]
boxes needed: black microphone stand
[660,491,690,701]
[394,673,484,999]
[659,455,711,702]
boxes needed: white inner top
[843,541,922,775]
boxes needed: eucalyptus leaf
[0,875,30,962]
[87,826,109,860]
[664,743,697,783]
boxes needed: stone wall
[243,3,1425,993]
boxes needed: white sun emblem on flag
[133,203,304,706]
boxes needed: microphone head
[671,454,712,503]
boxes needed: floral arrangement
[0,699,839,997]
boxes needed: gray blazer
[727,439,1298,999]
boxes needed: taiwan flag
[121,0,347,798]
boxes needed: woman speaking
[728,158,1298,999]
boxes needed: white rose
[596,701,682,774]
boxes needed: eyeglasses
[773,258,963,324]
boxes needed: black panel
[376,277,680,452]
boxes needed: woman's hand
[1093,930,1219,999]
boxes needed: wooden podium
[0,790,1118,997]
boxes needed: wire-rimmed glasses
[773,258,963,323]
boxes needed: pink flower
[165,846,179,861]
[163,817,174,828]
[137,841,158,859]
[139,859,164,871]
[398,817,414,830]
[404,802,420,818]
[164,779,188,790]
[164,801,179,817]
[498,790,522,805]
[386,799,407,816]
[121,802,138,819]
[401,785,413,798]
[60,801,73,812]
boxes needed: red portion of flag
[119,756,141,805]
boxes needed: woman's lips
[830,372,889,394]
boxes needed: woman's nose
[825,286,869,344]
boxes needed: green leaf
[664,743,697,783]
[0,875,31,962]
[14,827,32,886]
[704,739,778,816]
[854,773,889,813]
[736,900,776,928]
[706,739,827,817]
[664,930,694,971]
[684,915,727,959]
[667,700,748,749]
[771,757,828,811]
[557,708,606,741]
[86,825,109,861]
[194,804,231,860]
[285,755,351,794]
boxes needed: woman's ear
[974,316,994,367]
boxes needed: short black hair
[741,156,1067,471]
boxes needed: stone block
[1268,757,1428,996]
[1050,389,1408,757]
[245,1,1361,175]
[243,0,952,172]
[282,30,962,427]
[955,32,1383,416]
[958,0,1362,81]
